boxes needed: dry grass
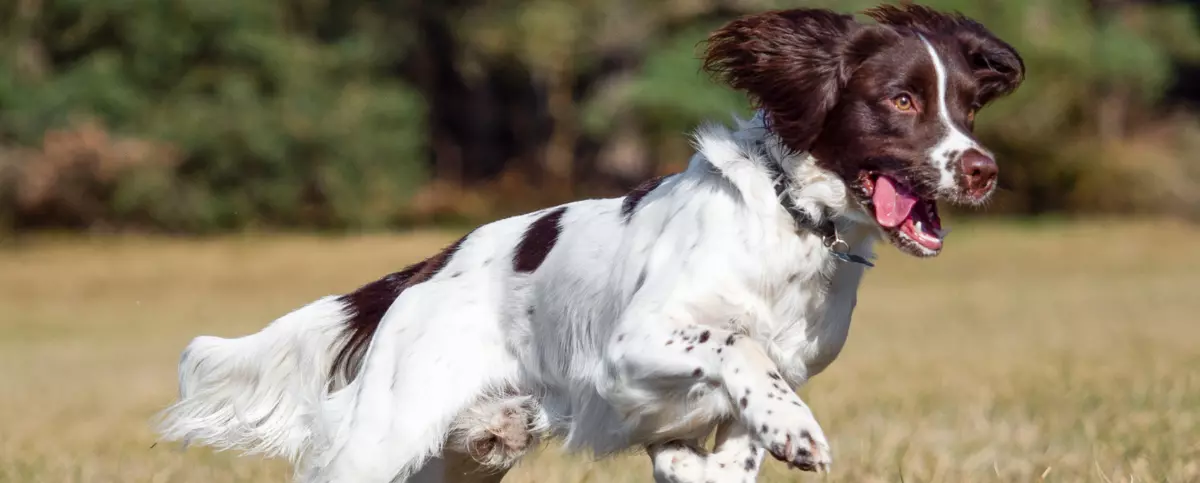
[1,220,1198,482]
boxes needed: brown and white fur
[156,4,1025,483]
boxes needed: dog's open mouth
[862,174,945,252]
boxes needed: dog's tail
[155,295,347,461]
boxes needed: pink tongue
[872,176,919,228]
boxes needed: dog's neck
[696,111,876,265]
[687,112,876,379]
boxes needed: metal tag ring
[824,236,850,254]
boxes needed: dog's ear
[863,4,1025,106]
[953,18,1025,106]
[702,9,866,153]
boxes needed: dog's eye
[892,94,915,112]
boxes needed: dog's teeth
[914,221,923,233]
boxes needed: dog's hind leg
[410,395,544,483]
[409,452,509,483]
[446,394,544,472]
[305,280,519,483]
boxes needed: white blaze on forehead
[919,35,982,191]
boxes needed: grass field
[1,220,1197,482]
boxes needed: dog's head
[703,4,1024,257]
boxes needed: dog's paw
[738,388,832,473]
[765,425,830,473]
[447,395,539,470]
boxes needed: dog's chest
[758,236,869,382]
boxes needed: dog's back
[156,199,629,481]
[156,118,860,482]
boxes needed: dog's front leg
[718,331,831,472]
[607,322,832,474]
[646,439,708,483]
[706,420,767,481]
[646,420,766,483]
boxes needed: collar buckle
[823,231,875,268]
[759,140,874,268]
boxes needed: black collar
[757,141,875,268]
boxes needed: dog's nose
[960,149,998,195]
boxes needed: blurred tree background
[0,0,1198,234]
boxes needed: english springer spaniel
[157,4,1025,483]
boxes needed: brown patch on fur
[701,5,1023,157]
[331,233,471,385]
[513,207,566,273]
[699,3,1025,250]
[702,8,864,154]
[862,4,1024,104]
[621,175,668,222]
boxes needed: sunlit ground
[1,220,1197,482]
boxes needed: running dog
[157,4,1024,482]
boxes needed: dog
[156,4,1024,482]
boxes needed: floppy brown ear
[863,4,1025,105]
[702,9,864,152]
[953,19,1025,105]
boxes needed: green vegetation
[1,0,1198,233]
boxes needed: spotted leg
[647,439,708,483]
[705,420,768,482]
[646,420,766,483]
[722,333,831,472]
[608,321,831,478]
